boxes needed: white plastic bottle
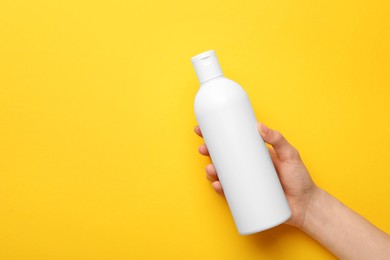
[192,50,291,235]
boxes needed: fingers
[198,144,209,156]
[195,125,209,156]
[258,122,300,162]
[205,164,218,181]
[194,125,203,137]
[195,125,223,196]
[212,181,225,197]
[205,164,224,197]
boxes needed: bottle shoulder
[194,77,248,113]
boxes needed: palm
[272,157,315,227]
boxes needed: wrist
[296,185,325,230]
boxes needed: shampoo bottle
[192,50,291,235]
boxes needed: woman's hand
[194,122,318,228]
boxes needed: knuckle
[286,147,300,160]
[273,131,283,141]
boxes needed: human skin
[194,123,390,259]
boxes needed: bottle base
[238,212,292,236]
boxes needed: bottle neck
[200,75,224,86]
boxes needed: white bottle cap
[191,50,224,84]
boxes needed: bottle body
[194,77,291,235]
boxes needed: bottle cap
[191,50,224,84]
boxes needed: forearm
[299,187,390,260]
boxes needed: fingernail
[259,123,269,136]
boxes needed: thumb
[258,122,300,162]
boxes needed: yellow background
[1,0,389,259]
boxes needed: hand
[194,122,318,228]
[195,123,390,258]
